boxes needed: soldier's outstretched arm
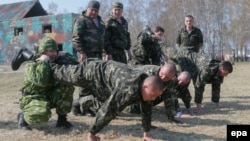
[51,63,88,87]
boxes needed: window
[14,27,23,36]
[43,24,52,33]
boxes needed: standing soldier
[176,15,203,62]
[104,2,132,63]
[72,0,105,116]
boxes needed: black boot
[56,115,72,129]
[84,108,96,117]
[17,112,31,130]
[11,47,34,71]
[72,99,84,116]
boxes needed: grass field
[0,62,249,141]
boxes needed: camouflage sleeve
[198,29,203,49]
[56,53,79,65]
[150,44,161,65]
[88,88,134,134]
[51,63,87,87]
[176,29,182,48]
[194,67,215,104]
[141,100,153,132]
[72,17,86,54]
[162,91,176,121]
[125,29,131,50]
[194,71,207,104]
[139,32,153,45]
[104,19,113,54]
[24,61,51,87]
[211,82,221,103]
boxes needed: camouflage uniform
[104,13,131,64]
[72,11,105,60]
[135,65,177,120]
[194,59,224,104]
[132,29,162,66]
[130,28,162,113]
[72,10,105,101]
[19,37,78,125]
[175,26,203,63]
[176,26,203,53]
[51,59,153,133]
[138,58,197,120]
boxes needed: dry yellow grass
[0,62,250,141]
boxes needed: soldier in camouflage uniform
[175,15,203,62]
[139,63,193,123]
[104,2,132,64]
[50,59,164,141]
[132,26,165,66]
[195,60,233,110]
[17,37,78,130]
[72,0,105,116]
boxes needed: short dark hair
[220,61,233,73]
[185,15,194,20]
[154,26,164,33]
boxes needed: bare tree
[47,1,58,15]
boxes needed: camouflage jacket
[51,60,153,133]
[176,26,203,52]
[132,30,162,65]
[72,11,105,54]
[104,14,131,54]
[21,53,78,95]
[195,60,224,104]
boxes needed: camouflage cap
[38,36,58,54]
[112,2,123,9]
[88,0,100,10]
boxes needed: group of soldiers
[11,1,233,141]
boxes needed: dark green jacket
[195,60,224,104]
[176,26,203,52]
[104,14,131,54]
[72,11,105,54]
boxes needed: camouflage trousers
[195,82,220,104]
[77,52,102,98]
[19,85,74,125]
[111,48,128,64]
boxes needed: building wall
[0,13,79,64]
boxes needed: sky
[0,0,88,13]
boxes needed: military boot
[56,115,72,129]
[17,112,31,130]
[72,99,84,116]
[84,108,96,117]
[11,47,34,71]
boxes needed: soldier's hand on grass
[87,132,100,141]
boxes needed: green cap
[112,2,123,9]
[38,36,58,54]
